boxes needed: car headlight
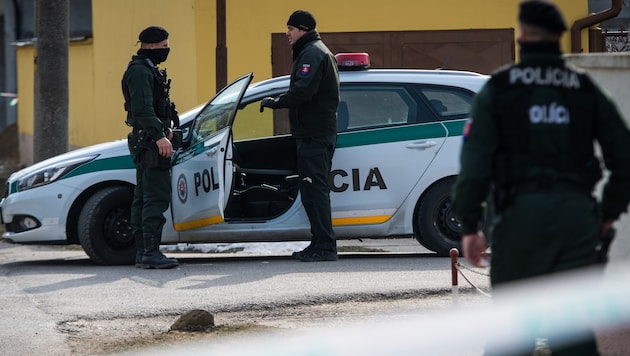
[16,155,98,192]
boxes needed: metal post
[450,248,459,305]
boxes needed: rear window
[339,86,417,131]
[419,86,475,119]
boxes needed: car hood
[7,104,207,183]
[7,139,129,182]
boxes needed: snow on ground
[162,241,310,255]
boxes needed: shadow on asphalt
[4,250,443,267]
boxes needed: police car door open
[170,73,253,231]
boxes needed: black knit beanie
[138,26,169,43]
[287,10,316,31]
[519,0,567,34]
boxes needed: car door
[330,84,448,226]
[170,73,253,231]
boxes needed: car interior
[225,133,299,221]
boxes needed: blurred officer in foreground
[122,26,179,269]
[452,1,630,354]
[260,10,340,262]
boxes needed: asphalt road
[0,238,489,355]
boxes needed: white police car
[1,53,489,265]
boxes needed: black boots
[140,234,178,269]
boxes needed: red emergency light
[335,53,370,71]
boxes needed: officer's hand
[601,219,614,238]
[260,97,278,113]
[156,137,173,157]
[462,232,489,268]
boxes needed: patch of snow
[162,241,309,255]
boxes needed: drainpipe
[216,0,227,92]
[571,0,623,53]
[12,0,21,39]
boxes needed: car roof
[178,68,489,126]
[246,69,489,97]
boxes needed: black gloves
[260,97,278,112]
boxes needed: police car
[1,53,489,265]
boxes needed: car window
[339,86,417,131]
[419,86,475,120]
[232,101,279,140]
[191,74,252,144]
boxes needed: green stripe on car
[336,121,464,148]
[65,155,135,179]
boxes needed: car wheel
[414,177,494,257]
[78,186,135,265]
[414,177,462,256]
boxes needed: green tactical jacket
[122,55,167,141]
[453,43,630,235]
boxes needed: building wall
[15,39,94,159]
[90,0,214,148]
[565,53,630,127]
[14,0,587,165]
[15,44,34,161]
[564,53,630,261]
[227,0,585,79]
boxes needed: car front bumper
[1,183,78,243]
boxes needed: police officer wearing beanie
[453,1,630,354]
[122,26,179,269]
[260,10,340,262]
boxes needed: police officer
[122,26,179,269]
[260,10,340,262]
[452,1,630,354]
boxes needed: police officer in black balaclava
[122,26,179,269]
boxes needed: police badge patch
[300,64,311,76]
[462,118,473,141]
[177,174,188,203]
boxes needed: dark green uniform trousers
[488,191,600,356]
[296,136,336,253]
[130,165,171,238]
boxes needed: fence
[449,248,491,305]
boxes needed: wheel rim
[436,198,461,242]
[103,207,133,250]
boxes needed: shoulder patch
[300,64,311,76]
[462,118,473,141]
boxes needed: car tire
[78,186,135,265]
[414,177,463,257]
[414,177,494,257]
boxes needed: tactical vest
[122,57,173,128]
[489,62,602,208]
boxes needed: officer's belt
[515,178,590,196]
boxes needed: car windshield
[191,74,252,144]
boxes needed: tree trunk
[34,0,69,162]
